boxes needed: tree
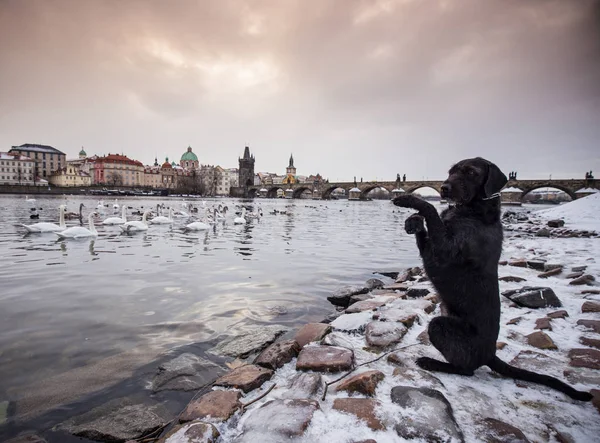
[106,171,123,187]
[177,170,205,195]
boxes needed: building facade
[9,143,66,181]
[238,146,255,190]
[0,152,36,185]
[89,154,144,187]
[49,165,92,187]
[214,167,238,196]
[282,154,298,184]
[180,146,199,170]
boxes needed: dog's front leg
[393,195,446,246]
[404,214,429,254]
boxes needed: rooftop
[10,144,65,155]
[94,153,143,167]
[0,152,35,161]
[180,146,198,162]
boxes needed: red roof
[94,153,143,167]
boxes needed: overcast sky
[1,0,599,181]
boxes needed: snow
[534,192,600,232]
[575,188,599,194]
[501,187,523,193]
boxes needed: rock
[365,278,384,290]
[373,271,399,279]
[210,325,288,358]
[498,260,508,266]
[534,318,552,331]
[568,348,600,370]
[536,228,551,237]
[547,219,565,228]
[4,435,48,443]
[282,373,323,399]
[497,342,507,350]
[582,301,600,313]
[151,353,225,393]
[538,268,562,279]
[365,321,407,347]
[406,288,430,298]
[348,293,372,305]
[332,398,384,430]
[417,329,431,345]
[294,323,331,348]
[526,331,557,350]
[547,310,569,319]
[336,370,384,396]
[482,418,530,442]
[239,399,320,439]
[544,263,563,272]
[327,285,369,307]
[508,260,528,268]
[321,331,356,350]
[564,367,600,386]
[395,269,415,283]
[56,397,172,442]
[213,365,273,393]
[345,299,389,313]
[330,311,373,332]
[383,282,409,291]
[375,298,434,316]
[577,319,600,333]
[254,340,300,370]
[510,350,562,373]
[179,390,241,423]
[569,275,596,286]
[321,311,343,324]
[572,265,587,272]
[296,345,353,372]
[392,367,444,388]
[387,351,407,366]
[526,260,546,270]
[502,286,562,308]
[160,422,219,443]
[566,271,584,279]
[580,336,600,349]
[582,289,600,295]
[424,293,440,303]
[507,316,522,325]
[391,386,463,442]
[372,309,418,327]
[591,389,600,415]
[498,275,527,283]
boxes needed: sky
[1,0,599,182]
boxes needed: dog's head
[441,157,507,204]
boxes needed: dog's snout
[441,183,451,196]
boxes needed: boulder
[547,310,569,319]
[499,276,527,283]
[582,289,600,295]
[568,348,600,370]
[535,228,551,237]
[254,340,300,370]
[336,370,384,396]
[572,265,587,272]
[332,398,384,430]
[238,399,319,439]
[348,293,372,305]
[159,422,219,443]
[210,325,288,358]
[365,278,385,290]
[373,271,399,279]
[383,282,409,291]
[508,260,528,268]
[564,367,600,386]
[526,260,546,271]
[502,287,562,308]
[282,373,323,399]
[321,331,356,350]
[296,345,353,372]
[547,219,565,228]
[179,390,241,423]
[372,308,418,327]
[544,263,563,272]
[538,268,562,279]
[526,331,557,350]
[406,288,431,298]
[365,321,407,348]
[392,367,444,389]
[151,353,225,393]
[534,318,552,331]
[510,350,562,373]
[577,319,600,333]
[213,365,273,393]
[327,285,369,307]
[417,329,431,345]
[391,386,463,442]
[580,336,600,349]
[507,316,522,325]
[582,301,600,313]
[330,311,373,332]
[482,418,530,442]
[566,271,584,279]
[345,299,389,314]
[569,275,596,286]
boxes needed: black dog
[393,157,592,401]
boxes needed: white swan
[150,208,173,224]
[234,208,247,225]
[25,195,36,203]
[185,219,210,231]
[21,205,66,233]
[56,212,98,239]
[120,210,150,233]
[103,205,127,225]
[113,199,119,210]
[96,200,105,210]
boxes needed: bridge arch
[247,188,258,198]
[322,185,350,200]
[405,185,443,196]
[359,184,394,200]
[519,183,576,201]
[292,186,312,199]
[266,186,282,198]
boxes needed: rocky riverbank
[5,199,600,443]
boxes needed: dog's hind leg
[416,356,474,376]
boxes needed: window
[43,153,46,159]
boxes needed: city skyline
[1,0,599,181]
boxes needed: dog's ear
[484,160,507,197]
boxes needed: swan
[56,212,98,239]
[21,205,66,233]
[103,205,127,225]
[120,210,150,233]
[65,203,85,220]
[150,207,173,224]
[113,199,119,210]
[234,208,247,225]
[25,195,36,203]
[184,219,210,231]
[96,200,105,211]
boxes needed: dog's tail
[488,356,592,401]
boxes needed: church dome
[79,147,86,156]
[161,157,172,169]
[181,146,198,162]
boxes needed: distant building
[214,166,238,196]
[9,143,66,180]
[282,154,298,184]
[90,153,144,187]
[49,165,91,187]
[180,146,199,170]
[239,146,255,192]
[0,152,36,185]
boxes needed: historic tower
[238,146,255,195]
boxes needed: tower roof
[181,146,198,162]
[79,147,86,156]
[288,153,294,168]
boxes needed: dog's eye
[468,170,476,176]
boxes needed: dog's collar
[482,192,500,201]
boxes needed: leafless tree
[106,171,123,187]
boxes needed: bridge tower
[238,146,255,197]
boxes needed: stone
[327,285,369,307]
[383,282,409,291]
[345,299,389,313]
[372,309,418,327]
[580,336,600,349]
[330,311,373,332]
[395,269,415,283]
[591,389,600,415]
[321,331,356,350]
[332,398,384,430]
[499,275,527,283]
[336,370,384,396]
[497,342,507,350]
[56,397,172,442]
[547,219,565,228]
[536,228,551,237]
[4,435,48,443]
[377,298,435,315]
[296,345,353,372]
[544,263,563,272]
[151,353,225,393]
[568,348,600,370]
[526,331,557,350]
[373,271,399,279]
[572,265,587,272]
[534,317,552,331]
[502,286,562,308]
[406,287,430,298]
[348,293,372,305]
[239,399,320,438]
[565,271,584,279]
[365,321,407,347]
[210,325,288,358]
[282,373,323,399]
[387,351,407,366]
[569,274,596,286]
[392,367,444,388]
[365,278,384,290]
[547,310,569,319]
[159,422,219,443]
[582,301,600,313]
[538,268,562,279]
[577,319,600,333]
[417,329,431,345]
[294,323,332,348]
[510,350,562,373]
[508,259,528,268]
[424,293,440,303]
[582,289,600,295]
[179,390,241,423]
[321,311,343,324]
[482,418,530,442]
[507,316,522,325]
[391,386,463,442]
[254,340,300,370]
[213,365,273,393]
[498,260,508,266]
[526,260,546,270]
[564,367,600,386]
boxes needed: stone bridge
[234,177,598,201]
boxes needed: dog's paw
[405,214,425,234]
[415,357,438,371]
[392,194,423,209]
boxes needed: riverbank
[3,198,600,443]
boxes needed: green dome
[181,146,198,162]
[79,147,86,155]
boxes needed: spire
[289,153,294,168]
[243,146,251,160]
